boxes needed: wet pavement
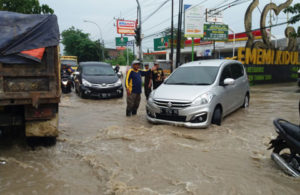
[1,83,300,195]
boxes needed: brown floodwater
[1,83,300,195]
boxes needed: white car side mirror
[223,78,235,85]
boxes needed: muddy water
[1,83,300,195]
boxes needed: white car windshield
[165,66,219,85]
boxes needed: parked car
[74,62,123,98]
[146,59,250,128]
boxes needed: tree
[106,49,135,66]
[0,0,54,14]
[61,27,106,62]
[284,3,300,37]
[160,27,183,38]
[160,27,186,47]
[285,3,300,24]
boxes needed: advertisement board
[203,23,228,41]
[184,5,205,38]
[117,20,136,35]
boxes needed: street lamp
[83,19,105,61]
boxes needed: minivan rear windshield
[83,65,115,76]
[165,66,219,85]
[61,60,77,68]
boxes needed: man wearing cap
[151,62,165,89]
[125,60,147,116]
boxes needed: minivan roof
[181,59,240,67]
[79,61,111,66]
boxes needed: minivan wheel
[212,107,222,126]
[79,90,86,99]
[242,94,249,108]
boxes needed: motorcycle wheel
[242,94,249,108]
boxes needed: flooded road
[1,83,300,195]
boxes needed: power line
[143,13,179,32]
[189,0,211,9]
[206,0,251,17]
[209,0,251,14]
[143,0,171,23]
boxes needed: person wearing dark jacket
[125,60,147,116]
[151,63,164,89]
[114,64,120,73]
[143,64,152,100]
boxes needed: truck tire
[26,136,56,148]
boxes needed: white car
[146,59,250,128]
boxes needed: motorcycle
[117,71,123,79]
[61,70,73,94]
[268,102,300,177]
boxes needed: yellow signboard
[237,48,300,65]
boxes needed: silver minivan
[146,59,250,128]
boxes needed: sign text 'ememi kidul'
[238,47,300,65]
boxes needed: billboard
[115,37,128,46]
[203,23,228,41]
[184,5,205,38]
[237,47,300,84]
[117,20,136,35]
[154,36,169,51]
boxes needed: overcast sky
[39,0,298,52]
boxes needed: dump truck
[0,11,60,142]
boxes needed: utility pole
[126,46,129,65]
[170,0,174,72]
[132,40,135,58]
[136,0,142,62]
[176,0,183,68]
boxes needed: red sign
[117,20,136,35]
[116,46,126,50]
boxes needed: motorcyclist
[114,64,120,73]
[61,64,74,76]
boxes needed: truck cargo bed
[0,46,60,106]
